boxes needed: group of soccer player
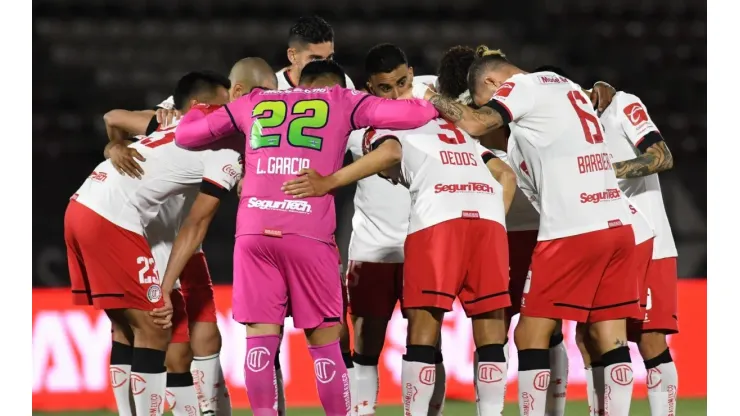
[63,14,680,416]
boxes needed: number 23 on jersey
[250,99,329,151]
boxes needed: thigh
[460,220,511,317]
[347,261,402,319]
[170,289,190,344]
[231,235,288,325]
[181,252,217,323]
[65,204,92,306]
[279,236,343,329]
[641,257,679,334]
[590,227,643,323]
[403,220,467,312]
[506,230,539,317]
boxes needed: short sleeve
[201,149,243,197]
[618,93,662,152]
[474,142,497,164]
[484,75,534,124]
[363,128,400,154]
[345,74,356,90]
[156,96,175,110]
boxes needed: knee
[166,342,194,373]
[190,323,222,357]
[353,317,389,356]
[406,311,442,347]
[128,312,171,350]
[638,332,669,360]
[514,317,556,350]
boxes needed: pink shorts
[232,234,342,329]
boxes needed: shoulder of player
[413,75,438,86]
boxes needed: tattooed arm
[424,90,505,137]
[612,139,674,179]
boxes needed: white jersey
[276,67,355,91]
[493,129,540,231]
[345,75,440,262]
[414,75,439,91]
[487,72,632,241]
[369,119,505,234]
[600,91,677,259]
[73,123,242,236]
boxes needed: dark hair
[299,60,347,88]
[364,43,408,76]
[534,65,570,79]
[467,46,510,97]
[436,45,476,98]
[288,16,334,47]
[173,70,230,110]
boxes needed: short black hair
[288,16,334,47]
[299,60,347,88]
[437,45,476,98]
[365,43,408,77]
[173,70,230,110]
[534,65,570,79]
[467,46,510,97]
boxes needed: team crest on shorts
[147,285,163,303]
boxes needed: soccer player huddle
[63,14,679,416]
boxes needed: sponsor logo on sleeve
[492,82,515,99]
[623,102,649,126]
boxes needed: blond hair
[475,45,507,59]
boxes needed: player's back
[499,72,631,240]
[370,118,505,235]
[236,86,367,242]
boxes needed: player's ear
[287,48,297,65]
[365,81,374,95]
[408,66,415,79]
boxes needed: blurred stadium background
[32,0,706,413]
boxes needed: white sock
[166,372,200,416]
[517,349,550,416]
[192,353,223,414]
[109,364,133,416]
[276,366,286,415]
[602,347,634,416]
[402,350,436,416]
[546,340,568,416]
[347,366,359,415]
[354,358,380,416]
[131,371,167,416]
[475,344,507,416]
[584,367,597,416]
[428,360,446,416]
[646,350,679,416]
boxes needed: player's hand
[109,140,146,178]
[150,290,174,329]
[590,81,617,115]
[156,108,181,128]
[281,168,333,198]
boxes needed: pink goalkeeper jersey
[175,85,438,243]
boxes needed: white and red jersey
[276,67,356,91]
[367,118,505,234]
[344,75,440,262]
[485,72,632,241]
[73,122,242,237]
[493,129,540,231]
[600,91,677,259]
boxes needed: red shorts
[180,252,217,323]
[521,225,641,323]
[506,230,539,317]
[170,289,190,344]
[346,261,403,319]
[403,218,510,317]
[631,257,679,334]
[65,200,164,311]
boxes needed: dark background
[32,0,706,287]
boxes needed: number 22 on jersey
[250,99,329,151]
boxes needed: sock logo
[166,389,176,408]
[646,367,662,389]
[610,364,634,386]
[533,371,550,391]
[418,365,436,386]
[150,393,163,415]
[246,347,271,373]
[313,358,337,384]
[477,363,504,383]
[521,392,535,415]
[109,366,128,388]
[130,374,146,395]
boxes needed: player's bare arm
[150,192,221,329]
[282,139,402,199]
[104,109,157,140]
[424,89,504,137]
[485,158,517,213]
[612,139,674,179]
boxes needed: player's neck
[286,66,300,87]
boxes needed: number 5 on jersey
[251,99,329,151]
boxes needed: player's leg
[347,261,400,416]
[108,313,136,416]
[576,323,603,416]
[164,289,199,416]
[232,235,288,416]
[462,219,511,416]
[283,236,350,416]
[181,253,231,415]
[339,267,358,416]
[638,257,679,416]
[546,322,569,416]
[587,227,644,416]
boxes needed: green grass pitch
[33,398,707,415]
